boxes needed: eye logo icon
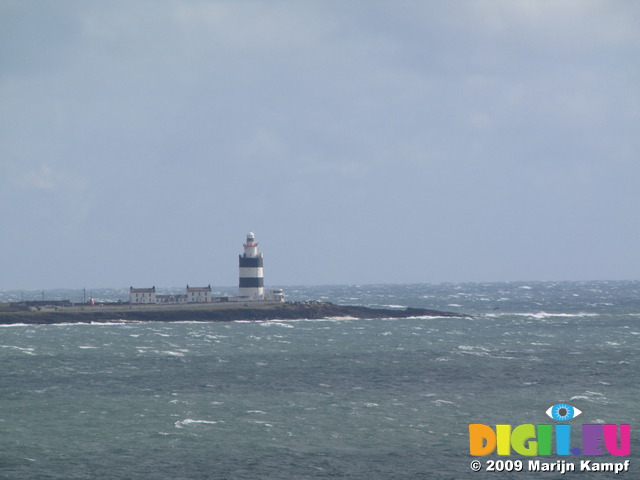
[545,403,582,421]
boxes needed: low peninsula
[0,301,469,325]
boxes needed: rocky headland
[0,301,469,325]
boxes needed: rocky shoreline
[0,302,469,325]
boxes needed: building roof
[130,286,156,293]
[186,285,211,292]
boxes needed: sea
[1,281,639,479]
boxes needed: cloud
[20,163,88,192]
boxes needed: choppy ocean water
[1,281,639,479]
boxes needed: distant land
[0,301,469,325]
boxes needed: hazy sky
[1,1,639,290]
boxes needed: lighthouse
[238,232,265,299]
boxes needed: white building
[187,285,212,303]
[129,286,157,304]
[265,288,285,302]
[156,293,187,304]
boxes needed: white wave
[457,345,490,356]
[162,350,186,356]
[458,345,490,352]
[44,321,135,326]
[513,312,599,319]
[248,420,273,427]
[138,349,187,356]
[175,419,221,428]
[169,320,209,324]
[260,321,294,328]
[569,395,593,401]
[1,345,36,354]
[570,391,609,404]
[584,390,605,396]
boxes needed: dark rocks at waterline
[0,302,470,325]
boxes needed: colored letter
[537,424,552,455]
[582,424,604,455]
[469,424,496,456]
[555,424,571,455]
[496,424,512,455]
[511,424,537,455]
[604,424,630,456]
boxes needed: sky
[1,1,639,290]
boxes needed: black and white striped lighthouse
[238,232,265,299]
